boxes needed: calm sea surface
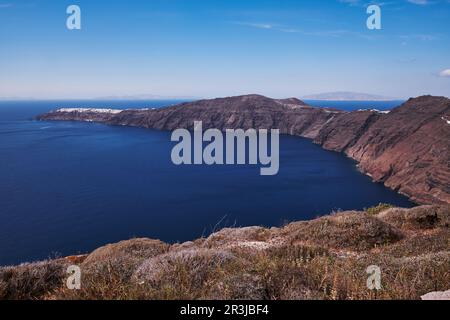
[0,100,412,265]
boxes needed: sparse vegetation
[1,205,449,300]
[0,260,68,300]
[365,203,394,215]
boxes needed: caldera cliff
[37,94,450,205]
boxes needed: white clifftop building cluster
[56,107,157,114]
[56,108,123,114]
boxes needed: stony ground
[1,204,449,300]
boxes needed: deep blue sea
[304,100,405,111]
[0,100,413,265]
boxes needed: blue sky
[0,0,449,99]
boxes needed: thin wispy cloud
[399,33,440,41]
[339,0,361,5]
[232,22,275,30]
[339,0,397,7]
[234,22,290,33]
[407,0,430,4]
[232,21,378,40]
[399,33,440,46]
[339,0,448,6]
[406,0,450,5]
[287,29,378,40]
[233,20,442,45]
[395,57,418,63]
[0,3,13,9]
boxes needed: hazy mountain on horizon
[303,92,400,101]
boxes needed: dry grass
[0,260,68,300]
[82,238,170,266]
[378,205,450,230]
[1,205,449,300]
[281,211,404,251]
[365,203,394,215]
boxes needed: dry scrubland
[1,205,449,300]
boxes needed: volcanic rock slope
[37,94,450,205]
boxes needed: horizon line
[0,93,418,102]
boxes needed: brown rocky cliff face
[109,95,338,138]
[313,110,381,152]
[37,94,450,205]
[345,96,450,205]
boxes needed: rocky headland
[37,94,450,205]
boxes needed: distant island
[303,91,399,101]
